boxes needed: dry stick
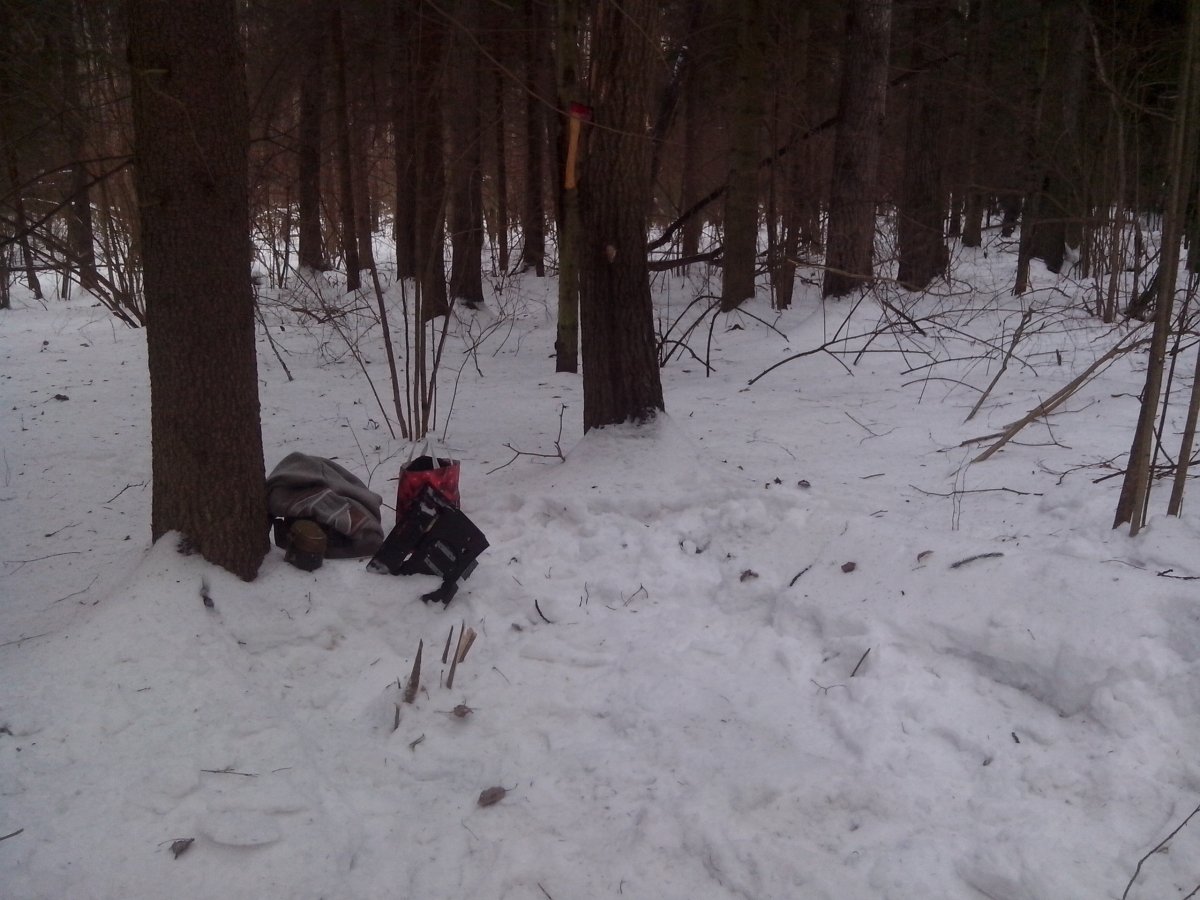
[1121,802,1200,900]
[369,265,410,441]
[404,639,423,704]
[446,620,466,690]
[456,628,477,663]
[253,301,294,382]
[971,335,1146,463]
[965,307,1034,422]
[850,648,870,677]
[441,625,455,665]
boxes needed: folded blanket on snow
[266,453,384,558]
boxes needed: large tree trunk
[822,0,893,299]
[412,0,448,319]
[1026,2,1087,275]
[331,3,361,291]
[448,1,485,306]
[896,0,950,291]
[297,4,326,271]
[520,0,546,276]
[773,5,813,311]
[577,0,664,431]
[392,0,417,279]
[553,0,581,373]
[57,2,99,293]
[128,0,268,580]
[720,0,767,312]
[0,0,43,302]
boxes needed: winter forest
[3,0,1200,898]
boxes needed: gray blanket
[266,453,384,558]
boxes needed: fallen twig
[851,648,871,677]
[534,598,553,624]
[970,334,1146,463]
[949,552,1004,569]
[788,565,812,587]
[0,828,23,842]
[1121,802,1200,900]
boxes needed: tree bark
[720,0,767,312]
[331,3,361,291]
[392,0,418,279]
[823,0,894,299]
[554,0,580,372]
[577,0,664,431]
[57,1,99,292]
[896,0,950,291]
[413,1,448,319]
[297,4,326,271]
[448,1,485,305]
[128,0,268,580]
[520,0,546,276]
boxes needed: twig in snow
[3,550,84,573]
[0,828,24,842]
[851,648,871,677]
[810,680,847,695]
[442,626,455,664]
[788,565,812,587]
[200,767,257,777]
[103,480,147,504]
[1121,802,1200,900]
[1157,569,1200,581]
[965,306,1034,422]
[949,552,1004,569]
[53,574,99,604]
[0,632,50,648]
[485,405,567,474]
[534,598,553,624]
[909,484,1043,498]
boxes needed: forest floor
[2,234,1199,899]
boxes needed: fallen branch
[969,334,1146,463]
[965,306,1035,422]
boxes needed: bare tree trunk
[331,3,360,291]
[679,32,706,261]
[0,0,43,302]
[577,0,664,430]
[57,1,99,292]
[720,0,766,312]
[297,7,326,271]
[554,0,580,373]
[448,1,485,306]
[492,61,510,274]
[128,0,268,580]
[413,0,448,319]
[822,0,893,299]
[1114,0,1200,532]
[520,0,546,276]
[896,0,950,291]
[392,0,417,279]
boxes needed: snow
[2,242,1199,899]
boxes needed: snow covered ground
[2,241,1199,899]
